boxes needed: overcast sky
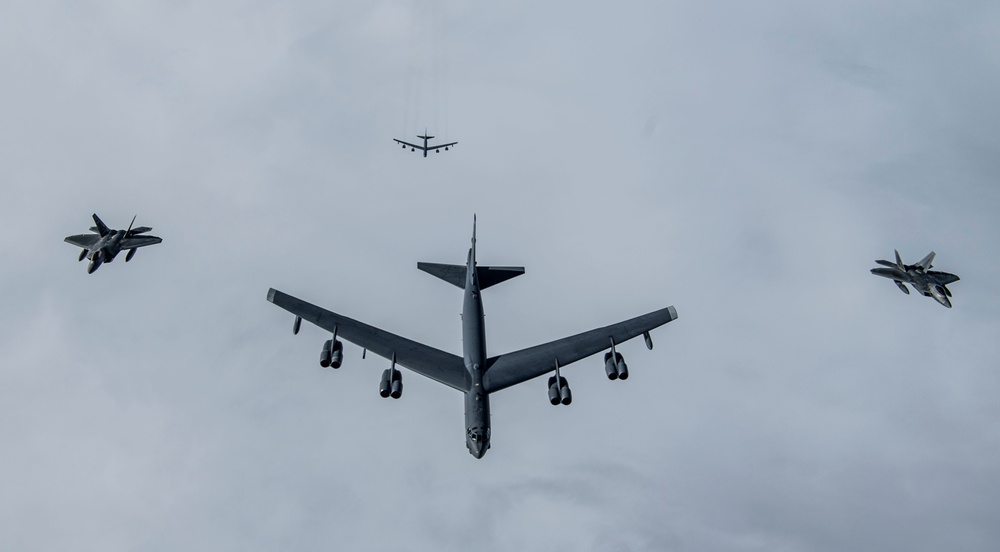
[2,1,999,550]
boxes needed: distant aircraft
[393,132,457,158]
[267,217,678,459]
[871,250,959,308]
[64,214,162,274]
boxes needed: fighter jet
[267,217,678,459]
[64,214,162,274]
[393,132,457,157]
[871,250,959,308]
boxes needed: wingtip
[667,306,678,320]
[267,288,278,303]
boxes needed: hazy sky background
[2,1,999,550]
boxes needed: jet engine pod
[604,352,618,380]
[614,352,629,380]
[390,371,403,399]
[379,369,391,398]
[319,339,333,368]
[547,376,560,405]
[330,340,344,369]
[559,377,572,405]
[125,248,137,262]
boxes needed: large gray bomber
[871,250,960,308]
[267,217,678,459]
[64,214,162,274]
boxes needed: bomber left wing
[267,288,469,392]
[482,306,678,393]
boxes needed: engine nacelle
[559,377,572,405]
[379,369,391,398]
[615,352,629,380]
[330,340,343,369]
[604,352,618,380]
[125,248,137,262]
[390,371,403,399]
[547,376,560,405]
[319,339,333,367]
[292,316,302,335]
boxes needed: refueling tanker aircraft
[267,217,678,459]
[871,250,960,308]
[393,132,457,158]
[64,214,162,274]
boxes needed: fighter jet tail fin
[91,214,111,237]
[916,251,936,270]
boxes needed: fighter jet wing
[482,306,678,393]
[267,288,469,392]
[393,138,425,151]
[120,236,163,249]
[928,271,960,286]
[64,234,100,248]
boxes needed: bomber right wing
[267,288,469,392]
[482,306,678,393]
[393,138,425,151]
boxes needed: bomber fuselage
[463,242,491,458]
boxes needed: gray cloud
[1,1,999,551]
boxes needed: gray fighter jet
[64,214,162,274]
[871,250,959,308]
[267,217,678,459]
[393,132,457,157]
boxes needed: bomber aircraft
[267,217,678,459]
[64,214,162,274]
[871,250,960,308]
[393,132,457,158]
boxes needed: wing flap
[267,288,468,392]
[483,306,678,392]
